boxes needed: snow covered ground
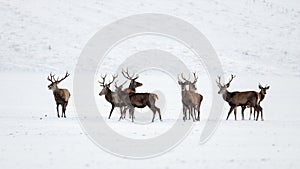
[1,0,300,168]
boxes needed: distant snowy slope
[0,0,299,76]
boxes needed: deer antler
[181,73,190,82]
[192,72,198,84]
[98,74,107,86]
[107,74,118,86]
[216,76,222,87]
[226,74,236,86]
[115,80,127,89]
[47,72,69,83]
[47,72,56,82]
[57,72,70,83]
[122,68,138,80]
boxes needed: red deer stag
[99,74,127,119]
[178,79,190,121]
[178,73,203,121]
[47,72,71,118]
[114,80,129,120]
[120,68,143,119]
[128,92,162,122]
[216,75,262,120]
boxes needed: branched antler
[226,74,236,86]
[47,72,70,83]
[122,68,138,80]
[181,73,190,82]
[47,72,56,82]
[192,72,198,84]
[107,74,118,86]
[98,74,107,86]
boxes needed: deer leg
[234,107,237,120]
[156,106,162,121]
[197,105,201,121]
[119,107,123,121]
[260,106,264,121]
[129,107,135,122]
[108,104,115,119]
[56,103,60,118]
[241,106,246,120]
[256,105,263,121]
[62,103,67,118]
[183,106,186,121]
[249,107,253,120]
[151,107,157,122]
[123,107,127,119]
[255,106,259,121]
[226,106,235,120]
[193,108,197,121]
[190,107,195,122]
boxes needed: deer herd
[47,70,270,122]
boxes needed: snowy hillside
[0,0,300,169]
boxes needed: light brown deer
[178,73,203,121]
[128,92,161,122]
[216,75,262,120]
[114,80,129,120]
[47,72,71,118]
[99,74,128,119]
[178,79,190,121]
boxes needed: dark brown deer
[248,84,270,121]
[216,75,262,120]
[118,68,143,119]
[179,73,203,121]
[128,92,162,122]
[99,74,127,119]
[47,72,71,118]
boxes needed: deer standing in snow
[47,72,71,118]
[178,73,203,121]
[216,75,262,120]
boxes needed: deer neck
[52,85,59,92]
[222,90,232,102]
[128,83,136,91]
[104,89,113,103]
[259,91,266,101]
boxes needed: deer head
[259,83,270,95]
[122,68,142,89]
[216,74,236,94]
[47,72,70,91]
[178,74,189,91]
[181,73,198,92]
[99,74,118,96]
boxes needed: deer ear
[259,84,263,89]
[266,86,270,89]
[226,83,230,88]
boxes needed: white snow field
[1,0,300,169]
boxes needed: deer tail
[150,93,159,100]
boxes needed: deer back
[229,91,258,106]
[53,88,70,103]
